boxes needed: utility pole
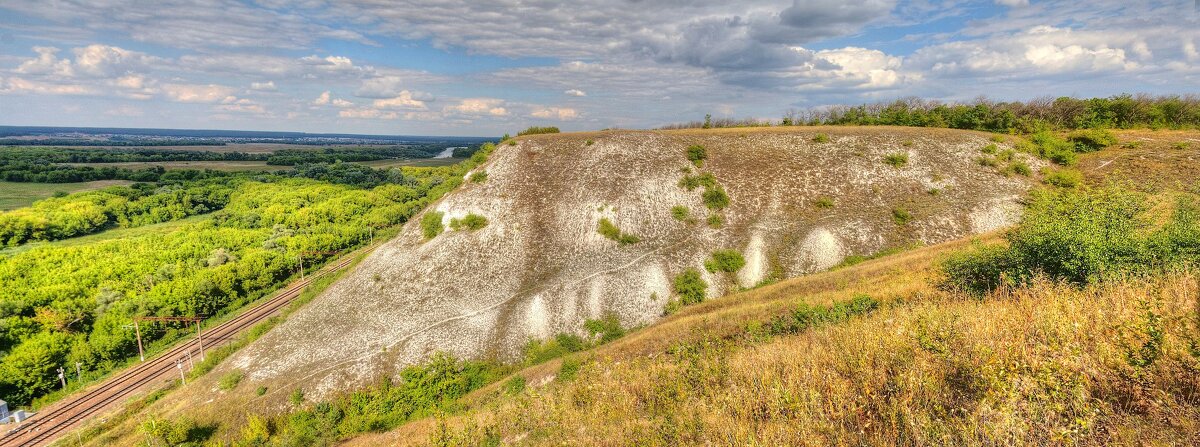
[134,319,145,362]
[298,254,305,279]
[186,351,194,370]
[195,320,205,360]
[176,359,185,385]
[74,362,82,382]
[57,367,66,389]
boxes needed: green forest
[0,143,494,407]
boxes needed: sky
[0,1,1197,137]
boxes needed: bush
[1008,161,1032,176]
[421,211,445,239]
[704,249,746,273]
[449,213,488,231]
[671,205,692,222]
[765,295,879,335]
[673,268,708,305]
[1028,132,1077,165]
[584,313,626,343]
[686,145,707,167]
[678,172,717,191]
[469,171,488,183]
[707,213,724,228]
[1174,142,1192,150]
[256,386,268,396]
[941,186,1200,293]
[1043,168,1083,188]
[290,388,305,406]
[813,197,835,209]
[1067,129,1118,152]
[977,156,999,168]
[597,218,639,245]
[892,208,913,225]
[883,152,909,168]
[812,133,830,143]
[218,370,244,391]
[517,126,560,136]
[702,186,730,210]
[981,144,998,154]
[503,376,526,395]
[559,357,582,381]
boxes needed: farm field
[0,179,133,210]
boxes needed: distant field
[0,180,133,210]
[61,157,465,171]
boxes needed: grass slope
[0,180,132,210]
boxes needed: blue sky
[0,1,1197,136]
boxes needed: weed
[981,144,998,154]
[585,140,594,146]
[256,386,268,396]
[765,294,879,335]
[702,186,730,210]
[421,211,445,239]
[990,135,1005,142]
[902,140,915,147]
[1175,142,1192,150]
[584,313,626,343]
[559,357,582,381]
[1008,161,1032,176]
[503,376,526,395]
[687,145,707,167]
[883,152,909,168]
[673,268,708,306]
[1067,129,1118,152]
[812,133,830,143]
[469,171,488,183]
[449,213,488,231]
[813,197,834,209]
[704,249,746,274]
[678,172,717,191]
[707,213,724,228]
[977,156,999,168]
[289,388,305,406]
[218,370,243,391]
[671,205,692,222]
[892,207,913,225]
[1042,168,1083,188]
[597,218,640,245]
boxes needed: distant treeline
[664,94,1200,133]
[0,144,489,183]
[0,138,226,146]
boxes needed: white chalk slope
[228,127,1040,399]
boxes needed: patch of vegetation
[762,294,879,336]
[707,213,724,228]
[812,133,830,143]
[421,211,445,239]
[597,217,640,245]
[704,249,746,274]
[1024,131,1077,166]
[892,207,913,225]
[990,135,1006,142]
[686,145,707,167]
[702,186,730,211]
[678,172,717,191]
[671,205,693,223]
[1042,167,1083,188]
[449,213,488,231]
[503,376,526,395]
[813,197,835,209]
[140,415,209,446]
[517,126,560,136]
[941,185,1200,294]
[585,139,594,146]
[256,386,268,396]
[218,370,244,391]
[981,144,998,154]
[1174,142,1192,150]
[672,268,708,307]
[524,314,627,365]
[1066,128,1119,152]
[833,242,923,270]
[1006,161,1032,177]
[883,152,909,168]
[977,156,999,168]
[469,171,488,183]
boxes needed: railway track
[0,250,363,447]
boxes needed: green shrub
[686,145,707,167]
[289,388,305,406]
[981,144,998,154]
[256,386,268,396]
[977,156,998,168]
[584,313,626,343]
[517,126,560,136]
[503,376,526,395]
[1008,161,1032,176]
[765,295,879,335]
[707,213,724,228]
[1174,142,1192,150]
[140,416,198,446]
[671,205,692,222]
[812,133,830,143]
[813,197,835,209]
[673,268,708,305]
[883,152,909,168]
[990,135,1005,143]
[1043,168,1083,188]
[996,149,1015,163]
[559,357,582,381]
[524,333,588,365]
[892,207,913,225]
[941,186,1200,294]
[704,249,746,273]
[469,171,488,183]
[1122,141,1143,149]
[678,172,717,191]
[1028,131,1078,165]
[218,370,244,391]
[597,218,639,245]
[702,186,730,210]
[449,213,488,231]
[585,139,594,146]
[421,211,445,239]
[1067,129,1118,152]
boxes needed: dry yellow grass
[347,235,1200,446]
